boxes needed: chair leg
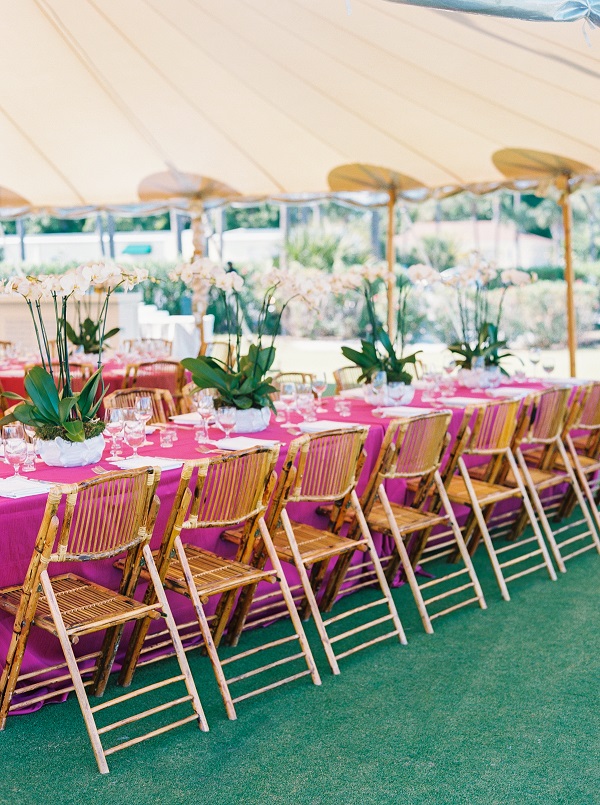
[0,614,36,729]
[555,440,600,557]
[377,484,433,634]
[350,491,407,646]
[171,538,237,720]
[258,518,322,688]
[514,450,566,574]
[566,436,600,554]
[319,551,355,613]
[142,545,209,730]
[40,571,109,775]
[457,458,511,601]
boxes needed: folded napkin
[216,436,281,451]
[377,406,434,418]
[436,396,490,407]
[486,387,530,399]
[545,377,586,386]
[298,420,362,433]
[0,476,54,499]
[338,387,364,400]
[111,456,183,471]
[170,413,202,425]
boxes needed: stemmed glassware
[312,373,327,413]
[279,382,297,428]
[193,390,215,446]
[296,384,316,423]
[529,348,541,377]
[3,425,27,477]
[215,407,237,439]
[542,358,555,379]
[104,409,125,460]
[22,424,38,472]
[124,419,146,458]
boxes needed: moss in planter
[35,420,105,442]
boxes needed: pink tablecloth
[0,359,129,400]
[0,378,560,713]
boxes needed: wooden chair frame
[445,400,557,601]
[123,360,185,412]
[123,338,173,356]
[354,413,486,633]
[104,387,177,425]
[118,448,321,720]
[511,388,600,570]
[333,366,363,394]
[230,428,406,676]
[0,468,205,774]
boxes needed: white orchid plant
[440,254,535,370]
[179,260,320,411]
[0,262,148,442]
[337,259,440,384]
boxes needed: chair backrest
[104,387,177,424]
[381,412,451,479]
[124,360,185,401]
[123,338,173,356]
[465,399,520,455]
[273,372,314,390]
[333,366,363,393]
[576,381,600,430]
[199,340,233,367]
[47,467,160,562]
[278,427,368,507]
[519,386,570,445]
[184,447,279,529]
[180,382,218,414]
[25,361,93,392]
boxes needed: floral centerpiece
[176,259,318,431]
[0,262,147,465]
[440,254,535,372]
[337,260,440,384]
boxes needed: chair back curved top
[180,382,218,414]
[104,387,176,424]
[466,399,521,455]
[124,360,185,407]
[333,366,363,393]
[50,466,160,562]
[273,372,314,390]
[199,340,233,367]
[519,386,570,446]
[381,412,451,480]
[575,381,600,430]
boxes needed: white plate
[377,406,433,418]
[216,436,281,451]
[298,420,362,433]
[110,456,184,471]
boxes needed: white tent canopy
[1,0,600,212]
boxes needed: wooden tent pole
[560,187,577,377]
[387,189,397,341]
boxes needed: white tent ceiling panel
[0,0,599,210]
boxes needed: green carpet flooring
[0,547,598,805]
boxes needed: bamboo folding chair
[123,360,185,411]
[508,387,600,570]
[333,366,363,393]
[198,340,234,367]
[355,413,486,633]
[557,381,600,518]
[104,387,177,425]
[0,468,205,774]
[230,428,406,676]
[180,382,218,414]
[272,372,315,389]
[123,338,173,355]
[445,399,557,601]
[118,448,321,720]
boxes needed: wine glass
[279,382,297,427]
[4,435,27,477]
[312,373,327,413]
[297,390,315,422]
[22,424,38,472]
[104,408,125,460]
[193,391,215,446]
[134,396,153,427]
[216,407,237,439]
[124,420,146,457]
[542,359,555,379]
[529,348,541,377]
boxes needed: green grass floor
[1,547,598,805]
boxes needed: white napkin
[545,377,586,387]
[170,413,202,425]
[298,420,362,433]
[377,406,432,418]
[436,396,490,407]
[486,387,530,399]
[216,436,281,451]
[0,476,54,499]
[338,387,364,400]
[111,456,183,471]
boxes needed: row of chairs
[1,383,599,773]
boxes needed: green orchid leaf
[24,366,60,421]
[63,420,85,442]
[58,396,78,423]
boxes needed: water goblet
[542,359,555,379]
[22,425,38,472]
[124,420,146,458]
[216,407,237,439]
[104,409,125,460]
[193,391,215,445]
[529,348,541,376]
[297,392,315,423]
[312,373,327,413]
[279,382,297,427]
[134,396,154,434]
[4,437,27,477]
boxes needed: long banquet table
[0,378,571,714]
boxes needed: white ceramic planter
[38,434,106,467]
[233,407,271,433]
